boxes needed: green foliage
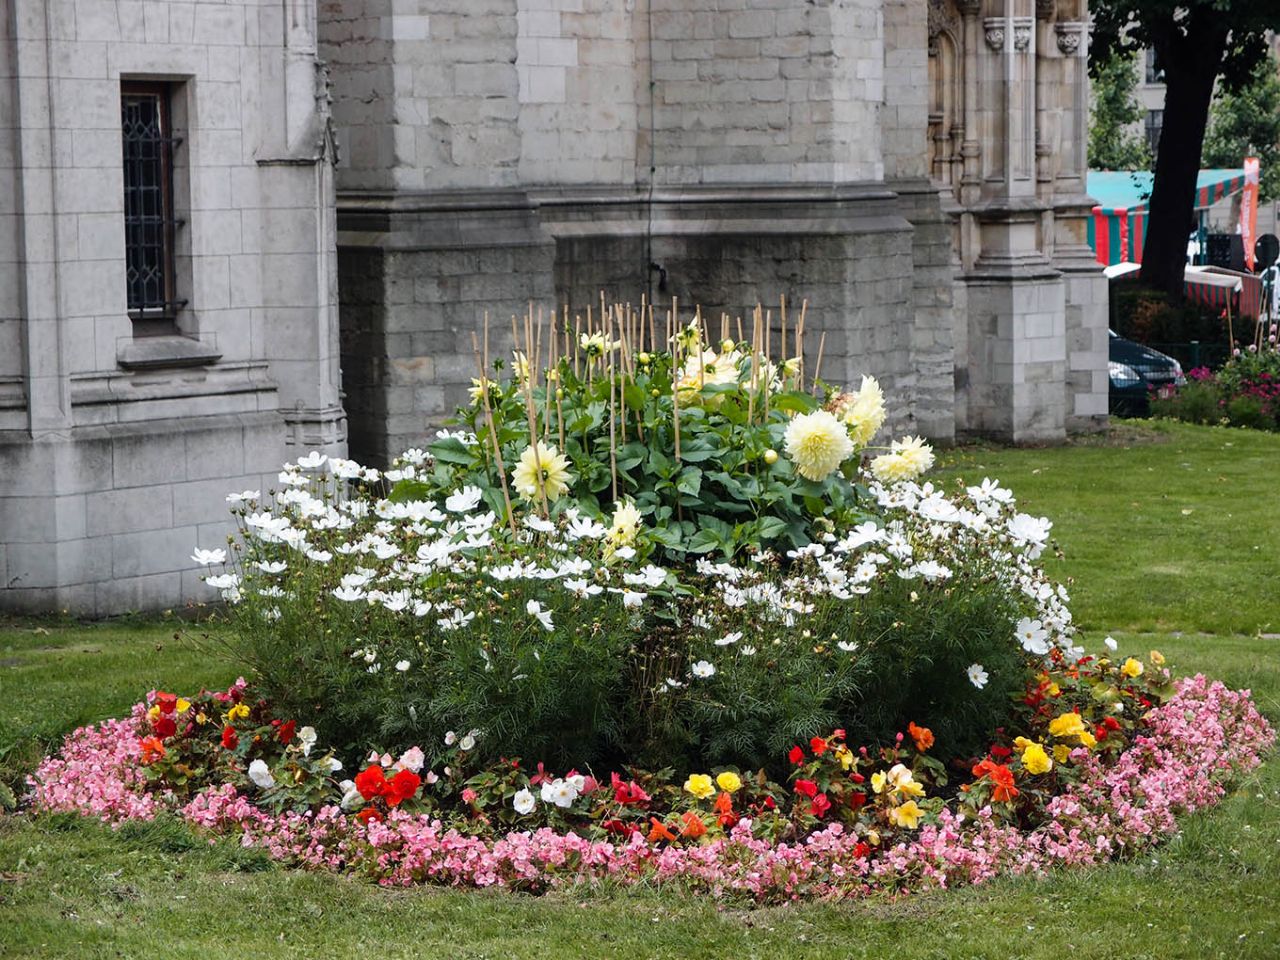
[1203,55,1280,201]
[683,569,1027,769]
[396,321,886,563]
[1088,52,1152,171]
[1149,379,1223,425]
[1153,348,1280,433]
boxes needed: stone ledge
[117,336,223,371]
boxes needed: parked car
[1109,331,1186,416]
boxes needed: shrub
[1151,340,1280,432]
[1149,378,1223,425]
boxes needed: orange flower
[647,817,676,843]
[713,791,734,816]
[907,722,934,752]
[971,758,1019,803]
[139,736,166,764]
[679,811,707,839]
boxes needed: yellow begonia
[1021,742,1053,775]
[1053,744,1071,764]
[175,699,191,714]
[227,703,250,722]
[683,773,715,800]
[835,745,855,771]
[888,800,924,829]
[1013,736,1034,750]
[1078,730,1097,749]
[871,771,888,794]
[147,705,161,722]
[1048,712,1085,739]
[887,763,924,798]
[715,771,742,794]
[1150,650,1166,666]
[1121,657,1144,678]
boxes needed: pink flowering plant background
[25,659,1272,901]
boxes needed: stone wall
[0,0,344,615]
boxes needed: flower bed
[25,668,1272,902]
[1151,339,1280,431]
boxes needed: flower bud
[763,449,778,465]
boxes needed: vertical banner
[1242,157,1260,271]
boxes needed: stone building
[1,0,1105,615]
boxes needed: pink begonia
[24,675,1273,903]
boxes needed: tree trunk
[1140,15,1228,298]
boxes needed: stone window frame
[120,79,189,337]
[1144,109,1163,160]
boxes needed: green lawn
[2,420,1279,959]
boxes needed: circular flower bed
[25,670,1272,901]
[21,310,1273,904]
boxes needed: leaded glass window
[121,82,185,321]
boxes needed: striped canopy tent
[1106,262,1262,320]
[1086,169,1247,266]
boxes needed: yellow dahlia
[511,441,574,502]
[834,375,886,446]
[784,410,854,481]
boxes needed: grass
[2,419,1279,959]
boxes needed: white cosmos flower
[524,515,556,534]
[248,759,275,789]
[967,477,1013,504]
[715,631,742,646]
[837,640,858,653]
[445,486,483,513]
[1016,617,1050,656]
[204,573,240,590]
[513,787,537,815]
[400,448,429,465]
[255,560,287,574]
[1104,636,1118,652]
[967,663,990,689]
[564,578,604,598]
[332,586,366,602]
[1007,513,1052,556]
[296,451,328,470]
[691,660,716,678]
[526,599,554,632]
[191,548,227,565]
[395,660,411,672]
[297,726,317,757]
[565,516,607,540]
[741,645,757,656]
[914,560,952,582]
[226,490,260,504]
[304,549,333,563]
[621,590,646,608]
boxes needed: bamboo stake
[672,301,682,463]
[796,299,808,391]
[473,324,517,538]
[763,307,772,418]
[521,307,550,519]
[608,308,619,501]
[812,330,827,396]
[573,314,582,379]
[780,294,788,382]
[747,310,760,425]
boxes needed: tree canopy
[1202,54,1280,202]
[1090,1,1280,295]
[1087,51,1152,172]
